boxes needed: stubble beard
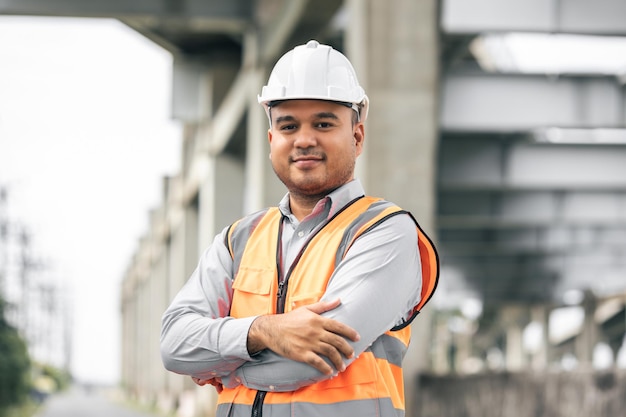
[274,159,356,203]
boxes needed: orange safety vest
[217,196,439,417]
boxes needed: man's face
[268,100,365,198]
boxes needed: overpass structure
[2,0,625,415]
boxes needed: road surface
[34,387,159,417]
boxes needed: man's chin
[286,180,328,196]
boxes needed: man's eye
[279,124,297,131]
[315,122,333,128]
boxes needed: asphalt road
[34,387,159,417]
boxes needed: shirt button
[297,231,304,237]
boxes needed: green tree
[0,297,31,410]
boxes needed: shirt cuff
[218,315,259,362]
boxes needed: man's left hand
[191,377,224,393]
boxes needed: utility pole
[0,183,70,371]
[0,186,7,298]
[18,226,32,343]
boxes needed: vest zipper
[275,195,366,315]
[251,390,267,417]
[276,221,287,314]
[277,281,287,313]
[251,196,366,417]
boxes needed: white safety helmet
[258,40,369,124]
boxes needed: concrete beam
[442,0,626,35]
[437,131,626,303]
[255,0,344,65]
[439,139,626,188]
[0,0,252,20]
[256,0,309,64]
[441,72,626,132]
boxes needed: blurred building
[2,0,626,416]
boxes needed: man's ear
[354,122,365,155]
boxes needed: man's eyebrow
[274,112,339,124]
[314,112,339,120]
[274,115,297,124]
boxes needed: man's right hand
[246,298,360,375]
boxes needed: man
[161,40,438,417]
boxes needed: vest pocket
[285,292,325,312]
[231,266,276,316]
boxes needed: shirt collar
[277,179,366,221]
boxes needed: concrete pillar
[432,314,452,374]
[217,156,246,222]
[502,305,527,371]
[244,31,269,214]
[133,252,148,399]
[345,0,369,185]
[506,323,524,371]
[196,123,244,250]
[530,304,549,370]
[345,0,439,414]
[120,280,137,396]
[454,332,473,373]
[137,276,149,401]
[577,289,598,368]
[197,156,216,251]
[151,239,169,401]
[352,0,440,225]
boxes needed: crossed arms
[160,213,421,392]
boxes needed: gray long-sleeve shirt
[160,179,422,391]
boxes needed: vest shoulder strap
[339,203,439,331]
[225,208,275,275]
[398,211,440,329]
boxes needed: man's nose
[293,126,317,147]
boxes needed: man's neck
[288,193,323,221]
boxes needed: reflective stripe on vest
[218,196,439,417]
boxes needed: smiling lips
[291,154,324,168]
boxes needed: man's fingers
[324,319,360,343]
[318,341,348,372]
[192,377,224,393]
[307,299,361,342]
[323,332,355,360]
[306,298,342,315]
[192,377,207,386]
[254,301,362,375]
[304,351,334,375]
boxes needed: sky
[0,16,181,384]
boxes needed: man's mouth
[292,156,322,162]
[291,154,324,168]
[291,152,324,163]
